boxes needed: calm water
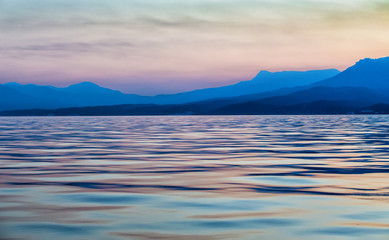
[0,116,388,240]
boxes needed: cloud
[12,41,134,52]
[0,40,139,59]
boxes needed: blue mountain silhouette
[313,57,389,91]
[0,69,339,111]
[151,69,340,104]
[1,82,150,111]
[1,55,389,114]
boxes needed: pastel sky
[1,0,389,95]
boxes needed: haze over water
[0,115,388,240]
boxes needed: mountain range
[1,56,389,115]
[0,69,339,111]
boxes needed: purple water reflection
[0,116,388,239]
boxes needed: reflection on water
[0,115,388,240]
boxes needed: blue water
[0,115,388,240]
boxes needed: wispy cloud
[1,41,137,57]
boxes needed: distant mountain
[2,55,389,113]
[58,82,151,106]
[1,82,150,111]
[213,86,387,115]
[151,69,340,104]
[0,84,67,111]
[313,56,389,92]
[2,86,387,116]
[0,69,339,111]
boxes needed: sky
[1,0,389,95]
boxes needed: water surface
[0,116,388,240]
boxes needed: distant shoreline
[1,113,388,117]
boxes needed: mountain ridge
[313,56,389,91]
[0,68,340,111]
[2,86,388,116]
[1,55,389,114]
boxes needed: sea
[0,115,388,240]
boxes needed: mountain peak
[349,56,389,70]
[68,81,100,88]
[253,69,340,80]
[313,55,389,91]
[64,81,126,96]
[4,82,23,86]
[355,56,389,65]
[255,70,272,77]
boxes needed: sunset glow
[1,0,389,94]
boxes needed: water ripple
[0,115,389,240]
